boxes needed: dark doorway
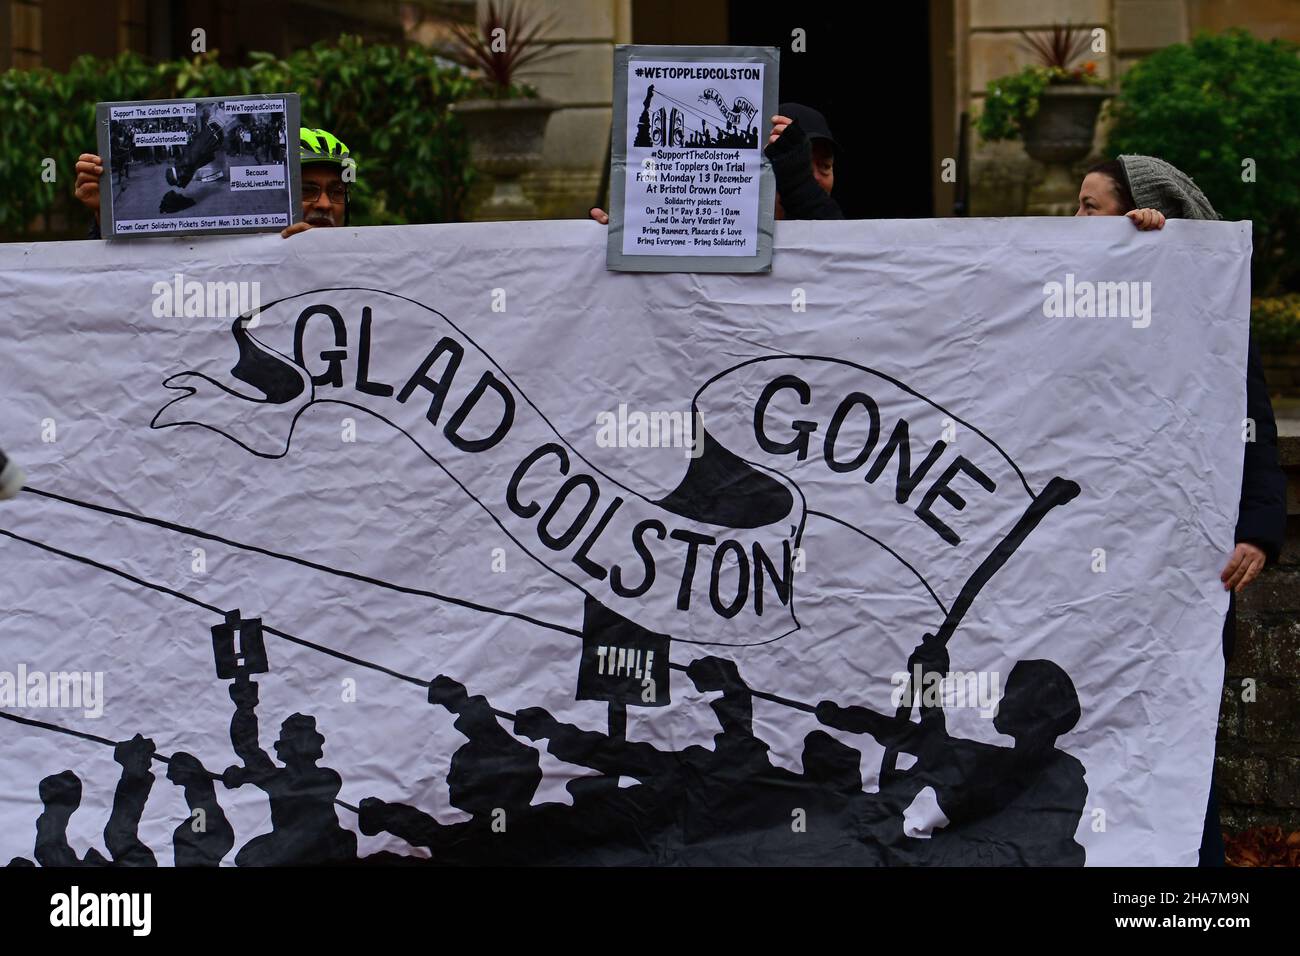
[728,2,934,219]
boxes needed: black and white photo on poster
[95,93,300,237]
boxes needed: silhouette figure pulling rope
[211,608,357,865]
[818,659,1086,865]
[0,475,1085,865]
[168,751,235,866]
[357,675,535,855]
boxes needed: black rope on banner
[2,478,1076,733]
[0,527,517,725]
[21,485,582,639]
[665,661,816,714]
[0,710,363,814]
[4,475,1082,730]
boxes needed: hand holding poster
[607,46,779,272]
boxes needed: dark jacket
[762,120,843,221]
[1237,333,1288,565]
[1226,332,1288,661]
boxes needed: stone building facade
[960,0,1300,216]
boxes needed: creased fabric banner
[0,218,1250,866]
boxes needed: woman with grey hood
[1076,155,1288,867]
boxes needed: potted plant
[978,24,1112,214]
[446,0,558,221]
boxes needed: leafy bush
[1106,30,1300,295]
[0,35,483,236]
[1252,294,1300,350]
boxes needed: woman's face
[1075,172,1128,217]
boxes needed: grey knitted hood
[1118,154,1219,221]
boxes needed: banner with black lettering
[0,217,1251,865]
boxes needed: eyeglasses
[302,182,348,204]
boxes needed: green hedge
[977,64,1107,143]
[0,35,481,235]
[1106,30,1300,296]
[1253,294,1300,350]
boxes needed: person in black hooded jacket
[762,102,843,221]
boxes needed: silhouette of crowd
[6,638,1087,867]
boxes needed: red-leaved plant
[447,0,559,98]
[1020,23,1101,83]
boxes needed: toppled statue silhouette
[166,119,223,189]
[358,674,541,856]
[817,658,1087,865]
[223,677,357,865]
[31,734,158,867]
[167,751,235,866]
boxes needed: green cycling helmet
[299,127,352,169]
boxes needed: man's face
[301,163,346,227]
[811,140,835,195]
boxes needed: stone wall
[506,0,630,220]
[1219,433,1300,832]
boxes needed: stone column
[6,0,44,69]
[500,0,628,219]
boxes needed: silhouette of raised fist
[113,733,157,775]
[165,751,208,786]
[357,797,387,836]
[229,679,258,709]
[38,770,82,807]
[513,707,558,741]
[814,700,839,726]
[686,656,742,693]
[427,674,469,712]
[221,765,247,790]
[907,632,949,680]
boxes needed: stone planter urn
[1022,85,1112,215]
[452,97,556,221]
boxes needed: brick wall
[1218,434,1300,832]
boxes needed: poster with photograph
[95,93,301,238]
[606,45,779,273]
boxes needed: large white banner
[0,218,1250,866]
